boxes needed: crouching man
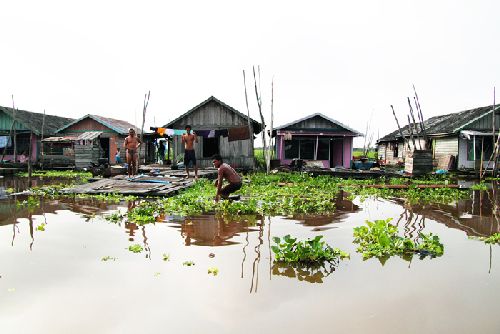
[212,154,242,202]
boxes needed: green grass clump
[353,218,444,260]
[271,235,349,265]
[128,244,143,253]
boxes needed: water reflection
[168,214,261,247]
[392,185,500,238]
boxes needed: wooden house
[377,104,500,171]
[0,106,73,164]
[51,114,155,169]
[164,96,262,169]
[274,113,362,168]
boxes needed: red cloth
[228,126,250,142]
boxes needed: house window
[284,137,328,160]
[203,137,219,158]
[468,137,494,161]
[4,135,30,155]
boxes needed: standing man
[212,154,242,202]
[124,128,141,178]
[181,125,198,179]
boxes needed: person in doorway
[212,154,242,202]
[124,128,141,177]
[158,140,166,164]
[181,125,198,179]
[115,148,122,164]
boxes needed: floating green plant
[162,253,170,261]
[36,223,46,231]
[207,267,219,276]
[16,197,40,210]
[128,244,143,253]
[272,235,349,265]
[471,182,488,191]
[353,218,444,260]
[105,212,124,223]
[471,233,500,244]
[16,170,92,180]
[183,261,195,266]
[101,256,117,261]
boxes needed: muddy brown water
[0,183,499,333]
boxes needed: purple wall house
[274,113,361,169]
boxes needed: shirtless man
[212,154,242,202]
[124,128,141,177]
[181,125,198,179]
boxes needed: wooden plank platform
[62,169,218,197]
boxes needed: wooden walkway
[62,169,218,197]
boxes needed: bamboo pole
[41,109,45,170]
[267,78,274,172]
[12,95,17,163]
[253,66,269,173]
[140,90,150,166]
[391,105,409,151]
[407,115,416,152]
[407,97,422,150]
[242,70,255,169]
[28,130,33,186]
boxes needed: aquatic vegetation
[183,261,195,266]
[472,233,500,244]
[207,267,219,276]
[162,253,170,261]
[471,182,488,191]
[128,244,143,253]
[17,170,92,180]
[5,188,15,194]
[272,262,336,284]
[16,197,40,210]
[101,256,116,261]
[272,235,349,265]
[105,212,125,223]
[353,219,444,260]
[36,223,46,231]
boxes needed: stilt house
[0,106,73,163]
[164,96,262,169]
[274,113,362,168]
[52,114,155,169]
[377,104,500,171]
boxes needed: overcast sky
[1,0,498,147]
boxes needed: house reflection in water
[168,214,261,247]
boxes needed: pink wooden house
[274,113,361,169]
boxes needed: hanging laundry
[195,130,211,138]
[215,129,228,138]
[0,136,10,148]
[208,129,216,138]
[173,129,186,135]
[284,132,292,140]
[165,128,175,136]
[157,127,166,136]
[228,126,250,142]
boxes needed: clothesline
[150,126,251,142]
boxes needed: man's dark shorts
[184,149,196,167]
[220,182,242,198]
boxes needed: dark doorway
[99,137,110,162]
[203,138,219,158]
[329,138,344,168]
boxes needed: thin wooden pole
[391,105,409,151]
[407,97,422,150]
[12,95,17,163]
[407,115,416,152]
[41,109,46,170]
[243,70,255,169]
[253,66,268,173]
[28,130,33,186]
[140,90,150,166]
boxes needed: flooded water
[0,183,499,333]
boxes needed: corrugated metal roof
[42,136,78,143]
[77,131,102,140]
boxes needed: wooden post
[391,105,409,151]
[243,70,255,169]
[12,95,17,163]
[140,91,150,166]
[253,66,269,173]
[41,109,46,170]
[28,130,33,186]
